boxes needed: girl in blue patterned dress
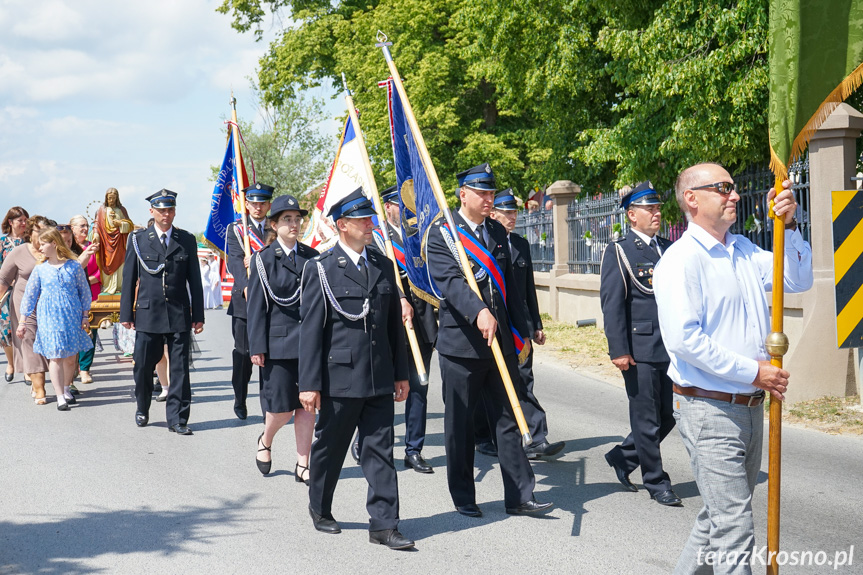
[17,228,93,411]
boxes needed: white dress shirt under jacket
[653,222,813,395]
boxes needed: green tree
[579,0,769,194]
[217,0,544,199]
[218,0,774,206]
[212,83,331,213]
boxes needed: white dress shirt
[337,239,368,269]
[155,226,173,249]
[653,222,813,394]
[630,228,661,255]
[276,237,298,258]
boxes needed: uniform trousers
[672,393,763,575]
[230,316,260,414]
[133,331,191,427]
[403,340,434,456]
[439,353,535,508]
[605,361,675,494]
[309,394,400,532]
[474,347,548,446]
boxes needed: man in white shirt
[653,162,813,575]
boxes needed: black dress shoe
[65,395,77,405]
[5,372,14,382]
[135,412,148,427]
[455,503,482,518]
[404,453,433,474]
[475,441,498,457]
[651,489,683,507]
[605,452,638,492]
[169,423,193,435]
[256,432,272,475]
[154,393,167,402]
[309,505,341,534]
[524,440,565,460]
[57,402,70,412]
[369,529,415,550]
[351,439,360,464]
[234,406,248,420]
[505,497,554,516]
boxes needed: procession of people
[0,162,812,569]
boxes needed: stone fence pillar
[543,180,581,320]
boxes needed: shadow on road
[0,495,260,575]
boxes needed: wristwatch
[785,217,798,232]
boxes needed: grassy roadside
[538,314,863,436]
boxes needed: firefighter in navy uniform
[225,183,273,420]
[599,181,680,506]
[378,186,438,473]
[299,188,414,550]
[478,188,565,459]
[426,163,553,518]
[120,190,204,435]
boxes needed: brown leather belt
[673,384,765,407]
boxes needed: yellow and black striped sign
[832,190,863,349]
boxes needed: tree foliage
[217,0,774,202]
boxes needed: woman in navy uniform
[298,188,414,550]
[246,194,318,482]
[119,190,204,435]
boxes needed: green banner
[769,0,863,179]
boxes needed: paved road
[2,309,861,574]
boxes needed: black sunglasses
[56,225,72,231]
[690,181,736,195]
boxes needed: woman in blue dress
[17,227,93,410]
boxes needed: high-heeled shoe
[4,372,13,383]
[295,462,310,486]
[256,432,272,475]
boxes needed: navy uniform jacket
[246,240,319,360]
[426,212,529,359]
[226,219,272,320]
[119,225,204,334]
[509,232,543,336]
[298,243,409,398]
[599,232,672,363]
[380,222,439,347]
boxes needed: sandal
[256,432,272,475]
[34,397,46,405]
[295,462,310,486]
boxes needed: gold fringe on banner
[770,61,863,180]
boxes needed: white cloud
[0,162,28,182]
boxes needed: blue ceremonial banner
[383,78,441,305]
[204,130,242,258]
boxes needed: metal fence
[516,161,811,274]
[513,207,554,271]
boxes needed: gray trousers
[672,393,763,575]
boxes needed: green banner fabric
[769,0,863,179]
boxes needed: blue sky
[0,0,340,232]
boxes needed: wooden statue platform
[88,293,122,329]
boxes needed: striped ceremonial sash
[444,223,529,361]
[374,229,408,273]
[235,224,266,253]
